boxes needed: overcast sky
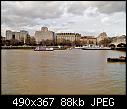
[1,1,126,37]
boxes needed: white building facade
[6,30,29,43]
[35,27,55,44]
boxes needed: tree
[19,37,24,45]
[30,37,36,46]
[75,40,82,46]
[10,38,19,46]
[98,38,111,47]
[82,40,87,45]
[58,38,66,46]
[5,40,10,46]
[25,36,31,45]
[45,39,54,46]
[89,40,94,44]
[2,39,6,46]
[24,37,37,46]
[39,39,46,46]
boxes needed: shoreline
[1,46,126,51]
[1,46,66,50]
[1,46,36,49]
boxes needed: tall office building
[6,30,29,43]
[35,27,55,44]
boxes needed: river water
[1,49,126,95]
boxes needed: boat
[53,46,66,50]
[107,56,126,62]
[82,47,111,50]
[74,46,85,49]
[34,46,54,51]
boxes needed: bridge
[109,36,126,48]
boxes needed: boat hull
[82,47,111,50]
[107,58,126,62]
[34,46,54,51]
[34,49,53,51]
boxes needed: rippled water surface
[1,49,126,94]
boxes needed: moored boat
[74,46,85,49]
[34,46,54,51]
[82,47,111,50]
[107,56,126,62]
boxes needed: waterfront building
[56,33,81,44]
[34,27,55,44]
[6,30,29,43]
[80,36,97,45]
[97,32,108,43]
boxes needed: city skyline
[1,1,126,37]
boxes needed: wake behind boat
[34,46,54,51]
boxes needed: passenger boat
[107,56,126,62]
[34,46,54,51]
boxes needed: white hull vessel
[34,46,54,51]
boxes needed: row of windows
[56,36,81,38]
[57,33,80,35]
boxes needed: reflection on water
[1,49,126,95]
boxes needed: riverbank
[1,46,67,50]
[1,46,126,51]
[1,46,36,49]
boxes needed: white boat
[34,46,54,51]
[74,46,84,49]
[82,46,111,50]
[74,46,89,49]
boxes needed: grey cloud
[67,2,87,15]
[95,1,126,14]
[67,1,126,15]
[1,1,65,28]
[2,15,39,27]
[67,21,76,24]
[1,1,126,37]
[2,1,64,19]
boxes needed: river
[1,49,126,95]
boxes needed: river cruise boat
[34,46,54,51]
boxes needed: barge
[107,56,126,62]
